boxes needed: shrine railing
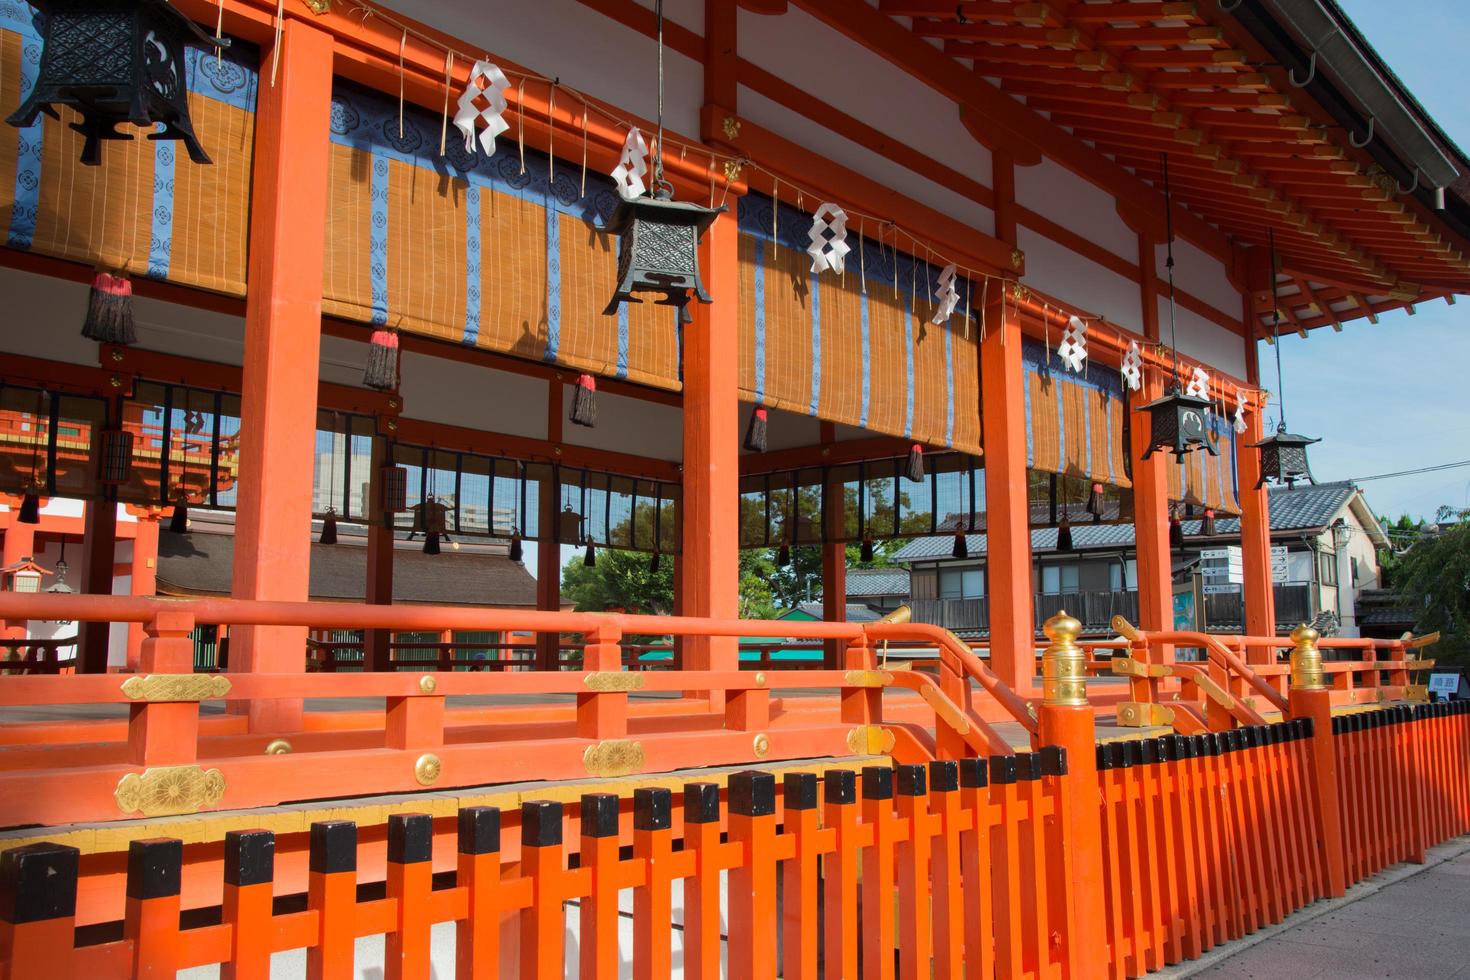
[0,593,1034,827]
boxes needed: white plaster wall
[1155,238,1240,318]
[398,352,551,442]
[738,87,995,237]
[1017,157,1137,263]
[560,385,683,462]
[739,6,992,188]
[1019,227,1143,331]
[373,0,704,139]
[1158,298,1246,380]
[0,266,111,366]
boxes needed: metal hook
[1349,115,1375,148]
[1396,167,1421,195]
[1288,50,1317,88]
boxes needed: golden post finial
[1042,610,1089,707]
[1289,623,1325,691]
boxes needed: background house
[884,482,1388,639]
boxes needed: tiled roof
[893,482,1361,563]
[792,602,886,623]
[843,567,911,597]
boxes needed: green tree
[1390,507,1470,663]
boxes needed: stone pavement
[1174,837,1470,979]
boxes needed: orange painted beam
[228,17,335,733]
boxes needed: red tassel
[570,373,598,428]
[1086,482,1105,518]
[744,406,768,452]
[1201,508,1217,537]
[1169,514,1185,550]
[82,271,136,345]
[363,328,400,390]
[905,443,925,483]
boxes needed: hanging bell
[558,505,583,545]
[319,509,339,545]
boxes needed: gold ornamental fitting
[1041,610,1089,707]
[1289,623,1325,691]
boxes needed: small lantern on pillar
[601,0,724,325]
[1,557,48,594]
[1139,385,1217,461]
[1249,425,1320,488]
[6,0,226,166]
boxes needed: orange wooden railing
[3,702,1468,978]
[0,756,1080,980]
[0,592,1038,827]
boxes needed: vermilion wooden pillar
[536,380,563,671]
[680,211,741,693]
[125,514,161,671]
[1238,298,1276,646]
[365,436,394,672]
[0,520,34,642]
[980,285,1034,692]
[821,423,846,668]
[229,17,333,731]
[78,499,118,673]
[1132,233,1174,658]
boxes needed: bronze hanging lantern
[1139,385,1217,461]
[1254,230,1320,489]
[1250,426,1319,488]
[7,0,226,166]
[1139,153,1214,463]
[601,0,723,325]
[98,427,134,485]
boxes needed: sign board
[1203,583,1242,595]
[1428,671,1467,700]
[1271,546,1289,584]
[1200,545,1243,585]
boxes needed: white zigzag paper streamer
[1187,366,1210,399]
[931,264,960,325]
[1121,340,1143,391]
[453,60,510,157]
[610,128,649,200]
[1233,388,1248,434]
[806,203,850,274]
[1057,315,1087,373]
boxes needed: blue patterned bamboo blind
[737,193,983,456]
[322,81,682,391]
[0,3,257,296]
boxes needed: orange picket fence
[1,756,1080,979]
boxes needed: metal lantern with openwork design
[6,0,224,166]
[602,189,724,324]
[1139,385,1217,461]
[1250,425,1320,488]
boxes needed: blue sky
[1255,0,1470,522]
